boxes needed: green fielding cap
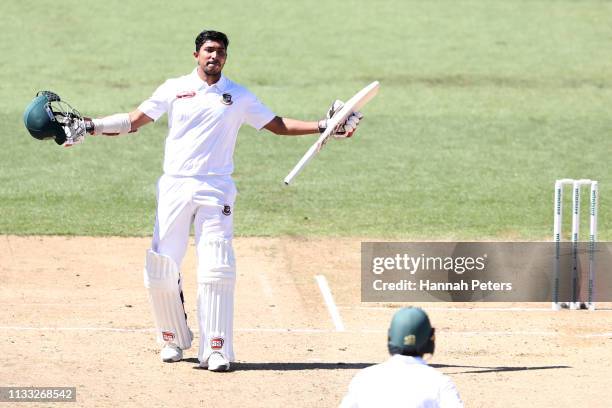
[388,307,433,354]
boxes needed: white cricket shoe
[160,343,183,362]
[202,352,230,372]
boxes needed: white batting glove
[57,115,87,147]
[61,120,86,147]
[326,99,344,120]
[318,99,363,138]
[338,111,363,138]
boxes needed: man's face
[194,40,227,76]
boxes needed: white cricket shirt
[339,355,463,408]
[138,68,275,176]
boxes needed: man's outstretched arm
[85,110,153,136]
[263,117,319,136]
[264,100,362,138]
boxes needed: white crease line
[315,275,345,332]
[578,332,612,338]
[5,304,610,312]
[0,326,154,333]
[448,331,558,337]
[238,328,326,333]
[341,306,612,313]
[0,326,325,334]
[359,329,560,336]
[257,270,275,302]
[0,303,113,307]
[0,326,610,338]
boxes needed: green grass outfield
[0,0,610,239]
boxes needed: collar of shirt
[389,354,428,366]
[189,68,228,93]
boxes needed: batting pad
[144,249,193,350]
[197,239,236,363]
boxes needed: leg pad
[197,239,236,363]
[144,249,193,350]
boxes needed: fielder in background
[84,30,363,371]
[340,307,463,408]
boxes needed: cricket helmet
[387,307,435,356]
[23,91,82,145]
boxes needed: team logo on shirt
[211,337,224,349]
[176,91,196,99]
[222,205,232,216]
[221,93,233,105]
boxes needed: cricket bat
[283,81,380,185]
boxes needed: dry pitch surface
[1,236,611,407]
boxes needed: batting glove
[61,117,87,147]
[318,99,363,138]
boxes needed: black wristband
[318,119,327,133]
[84,119,95,134]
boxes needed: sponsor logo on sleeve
[177,91,196,99]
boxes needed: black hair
[195,30,229,51]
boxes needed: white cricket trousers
[150,174,237,361]
[151,174,236,260]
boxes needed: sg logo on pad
[162,331,176,342]
[211,337,224,349]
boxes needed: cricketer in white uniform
[340,308,463,408]
[84,30,362,372]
